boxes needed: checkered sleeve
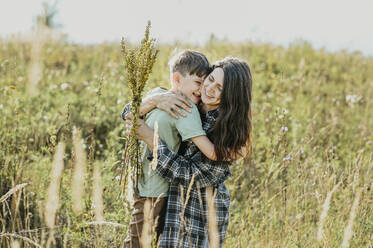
[155,140,231,189]
[121,102,132,121]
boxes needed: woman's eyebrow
[210,75,215,81]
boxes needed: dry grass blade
[44,142,65,229]
[0,183,28,204]
[11,240,20,248]
[72,127,87,214]
[83,221,126,228]
[44,141,65,247]
[27,24,48,96]
[0,233,42,248]
[317,179,341,242]
[150,121,159,173]
[92,163,104,222]
[206,186,219,248]
[341,188,363,248]
[140,198,155,247]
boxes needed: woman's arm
[155,138,230,188]
[121,90,193,120]
[132,119,230,188]
[190,136,217,161]
[130,110,217,161]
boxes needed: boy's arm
[190,136,217,161]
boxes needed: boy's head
[168,50,211,104]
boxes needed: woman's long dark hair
[209,57,252,161]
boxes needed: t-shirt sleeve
[145,87,168,97]
[173,104,206,141]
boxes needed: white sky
[1,0,373,56]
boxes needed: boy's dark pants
[123,194,167,248]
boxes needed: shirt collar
[206,108,219,120]
[198,103,220,120]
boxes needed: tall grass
[0,35,372,247]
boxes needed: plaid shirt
[122,104,232,248]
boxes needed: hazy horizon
[1,0,372,56]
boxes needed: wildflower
[119,76,125,81]
[345,94,362,107]
[295,213,303,220]
[278,114,284,119]
[50,84,57,89]
[18,76,23,82]
[314,190,321,199]
[115,175,121,181]
[283,155,291,161]
[367,140,372,145]
[117,99,122,104]
[299,149,305,155]
[283,109,289,115]
[60,83,69,90]
[280,126,288,132]
[0,104,3,110]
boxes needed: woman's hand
[151,91,192,119]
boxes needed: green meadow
[0,33,372,247]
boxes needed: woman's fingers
[175,100,192,113]
[171,104,187,117]
[166,106,179,119]
[174,93,192,108]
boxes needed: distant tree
[35,1,62,29]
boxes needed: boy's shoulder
[173,102,200,122]
[145,87,168,97]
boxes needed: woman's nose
[206,84,214,94]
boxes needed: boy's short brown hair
[168,50,211,78]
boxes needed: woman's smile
[201,67,224,110]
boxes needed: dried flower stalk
[121,21,159,192]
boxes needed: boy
[122,50,212,247]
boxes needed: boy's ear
[172,72,180,86]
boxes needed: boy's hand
[125,115,155,149]
[154,91,192,119]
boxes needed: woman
[133,57,252,247]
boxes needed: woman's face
[201,67,224,110]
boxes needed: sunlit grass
[0,36,372,247]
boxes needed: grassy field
[0,32,372,247]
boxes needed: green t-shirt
[138,87,205,197]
